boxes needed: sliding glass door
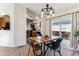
[51,14,72,39]
[51,14,72,48]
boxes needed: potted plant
[74,31,79,43]
[74,31,79,37]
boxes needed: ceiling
[19,3,79,16]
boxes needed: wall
[41,18,46,36]
[45,20,51,37]
[0,3,27,47]
[0,3,14,47]
[14,4,26,47]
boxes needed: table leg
[41,43,43,55]
[43,42,45,56]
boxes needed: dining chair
[45,38,63,56]
[28,39,42,56]
[31,40,42,56]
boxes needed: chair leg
[45,47,49,55]
[33,51,36,56]
[33,51,41,56]
[27,48,30,56]
[58,50,62,56]
[33,51,38,56]
[54,50,55,56]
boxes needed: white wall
[41,18,46,36]
[45,20,51,37]
[0,3,14,47]
[0,3,27,47]
[14,4,26,47]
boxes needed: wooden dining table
[29,36,54,56]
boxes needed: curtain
[71,11,79,49]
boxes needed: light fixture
[41,4,55,19]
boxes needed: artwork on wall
[0,15,10,30]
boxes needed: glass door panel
[51,14,72,40]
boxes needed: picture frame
[0,15,10,30]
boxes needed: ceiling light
[41,4,55,19]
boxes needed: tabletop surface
[29,36,54,43]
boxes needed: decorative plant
[44,35,49,37]
[74,31,79,37]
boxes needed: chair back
[31,31,37,37]
[30,30,37,37]
[37,31,42,36]
[53,38,63,49]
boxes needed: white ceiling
[19,3,79,15]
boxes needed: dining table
[29,36,54,56]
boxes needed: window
[51,14,72,40]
